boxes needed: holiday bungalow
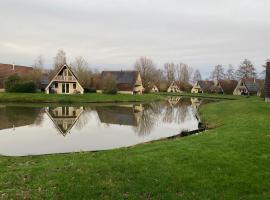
[167,81,181,93]
[0,63,33,92]
[233,78,261,96]
[45,64,84,94]
[212,80,238,94]
[150,84,159,93]
[97,71,144,94]
[191,80,214,93]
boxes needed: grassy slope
[0,93,166,103]
[0,97,270,199]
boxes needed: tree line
[28,49,263,93]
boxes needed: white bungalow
[150,85,159,93]
[45,64,84,94]
[167,82,181,93]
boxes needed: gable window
[73,84,76,89]
[55,83,58,88]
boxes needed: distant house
[265,60,270,102]
[191,80,214,93]
[0,63,33,92]
[167,81,181,93]
[233,78,261,96]
[45,64,84,94]
[97,71,144,94]
[150,85,159,93]
[212,80,238,94]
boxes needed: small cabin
[191,80,214,93]
[212,80,238,94]
[45,64,84,94]
[233,78,260,96]
[97,71,144,95]
[167,82,181,93]
[150,85,159,93]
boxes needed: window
[55,83,58,88]
[73,84,76,89]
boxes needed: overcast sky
[0,0,269,77]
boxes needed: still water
[0,97,205,156]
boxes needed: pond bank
[0,97,269,199]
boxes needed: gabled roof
[45,64,83,91]
[197,80,214,93]
[0,63,33,88]
[99,71,140,91]
[100,71,139,84]
[218,80,238,94]
[242,78,259,93]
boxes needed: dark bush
[101,74,117,94]
[5,75,36,93]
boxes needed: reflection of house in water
[190,98,203,122]
[96,104,144,127]
[167,96,182,106]
[45,106,84,136]
[190,98,202,110]
[0,105,42,130]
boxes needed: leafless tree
[176,63,193,83]
[235,59,257,79]
[72,56,92,90]
[29,55,44,88]
[54,49,67,71]
[192,69,202,84]
[164,62,175,83]
[226,65,236,80]
[134,57,156,90]
[210,64,225,81]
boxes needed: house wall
[191,85,202,93]
[167,83,180,93]
[233,80,248,95]
[46,81,83,94]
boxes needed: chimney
[265,60,270,102]
[12,63,15,71]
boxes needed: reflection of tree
[0,105,42,130]
[133,103,162,136]
[163,98,191,124]
[75,107,91,130]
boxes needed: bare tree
[210,64,225,81]
[54,49,67,71]
[235,59,257,79]
[164,62,175,83]
[134,57,156,91]
[177,63,193,83]
[226,65,236,80]
[72,56,92,90]
[29,55,44,87]
[192,69,202,84]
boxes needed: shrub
[5,75,36,93]
[101,74,117,94]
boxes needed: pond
[0,97,206,156]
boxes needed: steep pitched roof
[45,64,84,91]
[243,78,259,93]
[218,80,238,94]
[100,71,140,91]
[197,80,214,93]
[0,63,33,88]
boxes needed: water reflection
[0,98,208,156]
[45,106,84,136]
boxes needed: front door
[62,83,70,94]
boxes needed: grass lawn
[0,92,166,103]
[0,97,270,199]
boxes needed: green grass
[0,93,166,103]
[0,97,270,199]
